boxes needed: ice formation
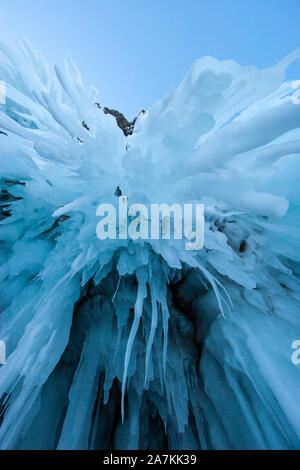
[0,40,300,450]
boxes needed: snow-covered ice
[0,40,300,449]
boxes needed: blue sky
[1,0,300,119]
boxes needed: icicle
[121,269,147,422]
[145,280,158,388]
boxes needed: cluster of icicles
[0,40,300,449]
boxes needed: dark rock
[239,240,247,253]
[95,104,146,137]
[82,121,90,131]
[114,186,122,197]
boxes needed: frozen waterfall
[0,40,300,450]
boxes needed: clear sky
[1,0,300,119]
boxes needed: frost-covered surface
[0,40,300,450]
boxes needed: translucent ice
[0,40,300,449]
